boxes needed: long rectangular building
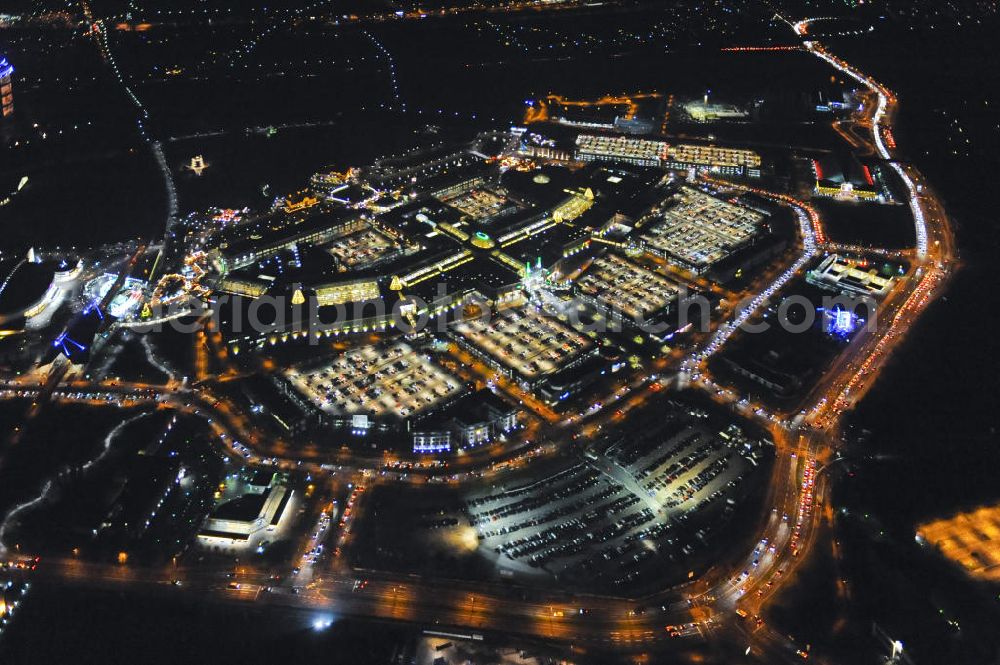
[215,210,365,272]
[574,134,761,177]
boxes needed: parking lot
[576,252,679,321]
[642,186,763,272]
[453,306,591,380]
[286,342,463,419]
[605,420,752,512]
[463,408,760,591]
[324,227,399,270]
[440,187,517,222]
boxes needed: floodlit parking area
[453,306,591,380]
[576,253,679,321]
[441,187,516,222]
[607,421,752,511]
[463,411,759,590]
[324,227,399,269]
[642,186,763,272]
[286,342,463,419]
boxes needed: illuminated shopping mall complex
[0,26,960,652]
[145,117,803,458]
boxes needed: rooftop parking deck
[323,227,401,270]
[453,305,591,380]
[642,186,763,273]
[576,252,679,321]
[286,342,463,420]
[440,187,521,223]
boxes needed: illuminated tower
[0,56,13,118]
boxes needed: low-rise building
[806,254,895,298]
[812,155,880,201]
[198,472,293,548]
[575,134,762,177]
[411,390,520,454]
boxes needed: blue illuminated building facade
[0,56,13,118]
[822,305,862,339]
